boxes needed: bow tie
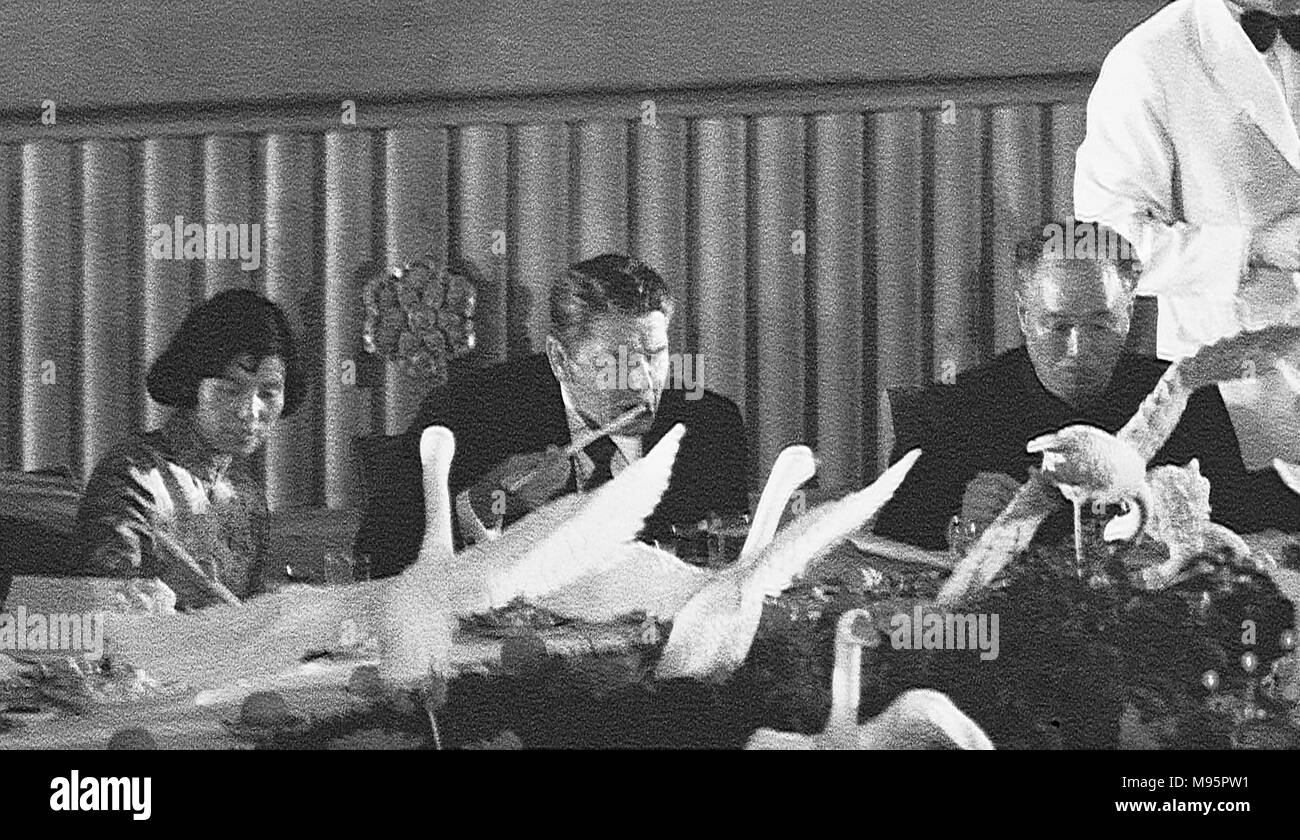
[1241,9,1300,52]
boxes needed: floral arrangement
[362,255,478,385]
[432,531,1298,750]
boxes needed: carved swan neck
[419,426,456,557]
[740,446,816,560]
[828,610,868,738]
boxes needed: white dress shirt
[558,382,642,486]
[1226,2,1300,131]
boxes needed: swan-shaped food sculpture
[104,423,686,689]
[746,608,993,749]
[536,445,918,681]
[533,444,818,626]
[381,421,683,682]
[938,325,1300,608]
[654,449,921,681]
[1027,424,1153,565]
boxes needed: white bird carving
[746,608,993,750]
[654,449,921,681]
[378,421,688,683]
[104,423,687,690]
[534,444,818,626]
[1028,424,1153,565]
[939,325,1300,608]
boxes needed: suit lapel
[534,356,573,449]
[1195,0,1300,172]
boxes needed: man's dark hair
[1013,219,1140,299]
[146,288,304,416]
[549,254,675,350]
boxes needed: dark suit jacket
[873,348,1300,550]
[354,353,752,578]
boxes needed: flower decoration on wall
[362,255,478,384]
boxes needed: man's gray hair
[1013,219,1141,300]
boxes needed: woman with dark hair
[77,289,304,610]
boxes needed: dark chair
[352,432,426,580]
[0,469,86,610]
[885,385,935,459]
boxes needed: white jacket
[1075,0,1300,466]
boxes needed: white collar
[1198,0,1300,169]
[557,382,642,465]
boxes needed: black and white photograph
[1,0,1299,814]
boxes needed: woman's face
[194,354,286,456]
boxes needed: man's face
[194,354,287,456]
[549,311,670,435]
[1019,259,1132,408]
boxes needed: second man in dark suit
[355,253,751,577]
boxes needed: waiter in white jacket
[1075,0,1300,470]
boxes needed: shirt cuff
[456,488,501,544]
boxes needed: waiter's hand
[960,471,1021,527]
[1249,211,1300,272]
[466,447,572,525]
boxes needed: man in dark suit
[355,253,751,578]
[873,220,1300,551]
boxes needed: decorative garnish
[464,598,569,636]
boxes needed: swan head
[419,426,455,475]
[739,444,817,561]
[836,607,882,649]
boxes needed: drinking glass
[946,515,982,562]
[706,513,752,568]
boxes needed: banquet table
[1,617,655,750]
[14,527,1295,750]
[1,533,930,751]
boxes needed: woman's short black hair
[146,289,304,417]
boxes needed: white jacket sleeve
[1073,47,1250,302]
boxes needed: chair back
[1124,294,1159,358]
